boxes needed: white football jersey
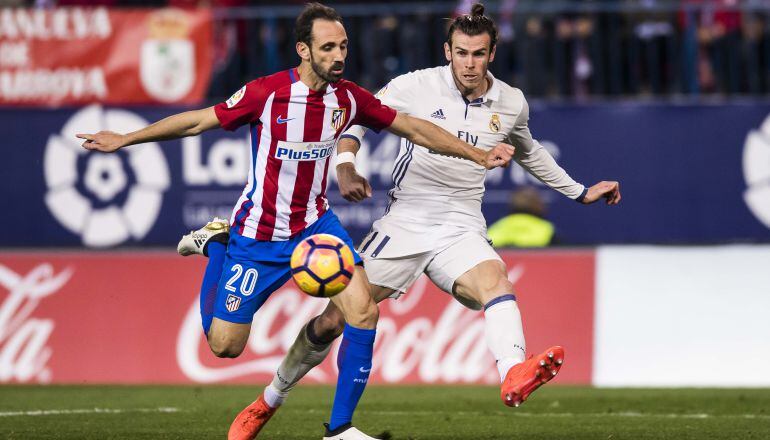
[343,65,584,254]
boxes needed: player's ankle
[498,357,523,382]
[263,385,287,408]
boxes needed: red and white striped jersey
[214,68,396,241]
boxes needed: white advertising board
[594,246,770,386]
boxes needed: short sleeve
[340,71,420,142]
[214,79,266,131]
[348,83,397,133]
[372,72,418,113]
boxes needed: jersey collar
[291,67,339,95]
[441,64,501,103]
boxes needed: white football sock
[263,383,286,408]
[483,296,526,382]
[265,321,333,408]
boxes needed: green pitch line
[0,385,768,439]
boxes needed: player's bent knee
[455,260,515,305]
[495,278,515,295]
[475,278,515,305]
[208,340,246,358]
[207,333,247,358]
[345,300,379,329]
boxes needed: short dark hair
[447,3,498,49]
[294,2,343,46]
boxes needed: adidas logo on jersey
[430,109,446,120]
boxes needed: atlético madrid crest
[225,294,241,312]
[331,108,346,131]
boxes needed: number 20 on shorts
[224,264,259,296]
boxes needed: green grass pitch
[1,385,768,439]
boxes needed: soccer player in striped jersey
[76,3,513,439]
[236,1,621,433]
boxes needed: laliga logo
[743,115,770,229]
[44,105,170,247]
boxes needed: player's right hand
[76,131,126,153]
[582,181,621,205]
[337,163,372,203]
[483,143,515,169]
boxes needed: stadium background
[1,1,769,439]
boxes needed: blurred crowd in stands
[3,0,770,100]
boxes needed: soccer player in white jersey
[206,2,620,434]
[76,4,514,440]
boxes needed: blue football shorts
[213,210,362,324]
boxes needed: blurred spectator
[515,8,549,96]
[553,6,597,98]
[741,6,765,93]
[356,15,401,90]
[489,0,518,86]
[680,0,743,94]
[397,10,432,76]
[627,0,676,95]
[487,187,555,248]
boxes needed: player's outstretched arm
[387,113,514,169]
[336,136,371,203]
[581,181,622,205]
[76,106,220,153]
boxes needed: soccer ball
[290,233,355,298]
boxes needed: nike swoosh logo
[359,367,371,373]
[276,115,294,124]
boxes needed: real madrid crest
[489,114,501,133]
[331,108,347,131]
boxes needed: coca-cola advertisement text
[0,251,594,385]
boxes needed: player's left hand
[76,131,126,153]
[582,181,621,205]
[483,143,515,169]
[337,163,372,203]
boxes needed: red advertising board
[0,250,593,385]
[0,8,213,106]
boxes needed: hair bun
[471,3,485,17]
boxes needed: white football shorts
[357,221,503,310]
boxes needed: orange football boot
[227,394,278,440]
[501,345,565,407]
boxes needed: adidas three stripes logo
[430,109,446,120]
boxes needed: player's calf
[453,260,527,380]
[325,266,379,432]
[332,267,379,329]
[312,304,347,343]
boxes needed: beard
[450,59,488,93]
[310,52,344,83]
